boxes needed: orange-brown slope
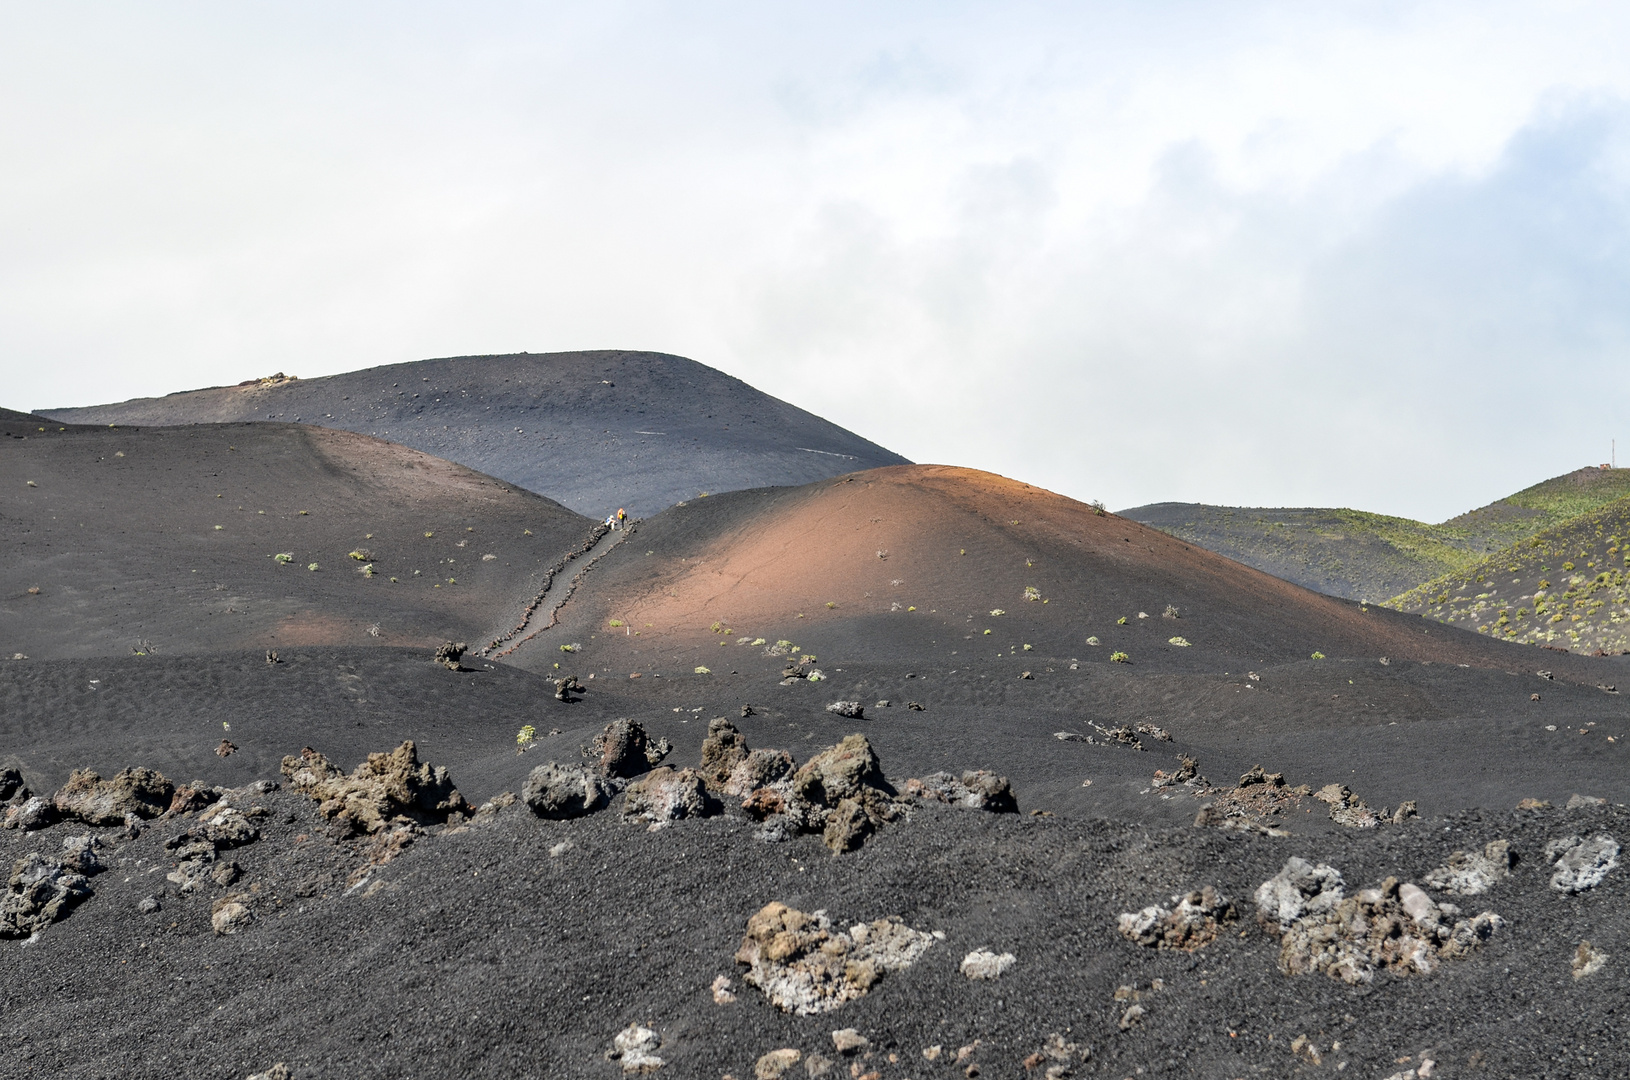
[544,465,1569,673]
[1,422,595,660]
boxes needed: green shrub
[1311,651,1326,660]
[516,725,536,749]
[694,665,711,675]
[273,552,294,565]
[1110,651,1130,663]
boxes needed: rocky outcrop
[903,771,1018,813]
[734,901,935,1014]
[522,762,611,819]
[433,641,466,670]
[3,796,54,831]
[52,766,175,825]
[723,749,795,798]
[1545,834,1620,893]
[1118,886,1236,950]
[698,718,750,789]
[623,768,719,825]
[280,742,469,834]
[1423,840,1516,895]
[164,797,266,893]
[1312,784,1380,828]
[1256,858,1503,984]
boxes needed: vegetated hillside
[1124,466,1630,602]
[0,420,596,660]
[1389,494,1630,655]
[39,351,911,520]
[523,464,1544,679]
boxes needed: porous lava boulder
[433,641,466,670]
[699,718,750,789]
[724,749,795,798]
[592,719,668,779]
[53,766,175,825]
[1545,834,1620,893]
[3,797,54,831]
[0,849,98,937]
[522,762,612,820]
[0,767,26,802]
[1423,840,1517,895]
[734,901,935,1014]
[904,771,1018,813]
[622,767,720,825]
[793,735,889,806]
[280,741,470,834]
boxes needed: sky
[4,2,1630,522]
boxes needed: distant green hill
[1123,466,1630,603]
[1387,494,1630,654]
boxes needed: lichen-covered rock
[724,749,795,798]
[904,771,1018,813]
[0,852,95,937]
[793,735,888,806]
[280,742,469,834]
[959,949,1016,979]
[622,767,719,825]
[606,1024,664,1073]
[522,762,611,819]
[592,719,668,778]
[1118,886,1236,950]
[699,718,750,789]
[3,796,54,831]
[1259,860,1502,984]
[1545,834,1620,893]
[1423,840,1516,895]
[1255,858,1346,929]
[52,766,175,825]
[734,901,935,1014]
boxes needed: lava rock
[522,762,612,820]
[622,767,719,825]
[280,742,469,834]
[52,766,175,825]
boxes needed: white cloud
[3,2,1630,520]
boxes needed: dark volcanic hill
[0,420,597,661]
[38,351,911,520]
[1123,466,1630,603]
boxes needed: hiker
[617,507,627,527]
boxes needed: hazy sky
[5,3,1630,521]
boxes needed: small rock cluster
[280,741,470,835]
[902,772,1018,814]
[1255,857,1502,984]
[734,901,935,1014]
[1312,783,1414,828]
[1117,886,1237,950]
[163,793,267,895]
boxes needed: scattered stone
[1516,797,1549,810]
[825,701,865,719]
[280,742,469,834]
[959,949,1016,980]
[1238,765,1284,788]
[522,762,611,819]
[1257,859,1502,984]
[216,740,237,757]
[138,895,162,914]
[753,1049,800,1080]
[831,1028,870,1054]
[52,766,175,825]
[592,719,668,778]
[711,974,736,1004]
[873,700,890,709]
[1423,840,1515,895]
[210,895,253,935]
[905,701,924,711]
[1572,940,1607,979]
[247,1065,290,1080]
[1290,1035,1323,1066]
[1117,886,1236,950]
[803,1052,835,1077]
[1567,794,1608,809]
[554,675,584,702]
[548,840,574,858]
[1544,834,1620,892]
[735,901,935,1014]
[904,771,1017,813]
[1135,722,1171,742]
[740,704,755,718]
[607,1024,664,1073]
[3,796,55,831]
[622,767,719,825]
[1117,1004,1145,1031]
[433,641,466,670]
[699,718,751,788]
[1151,756,1205,790]
[1392,801,1419,823]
